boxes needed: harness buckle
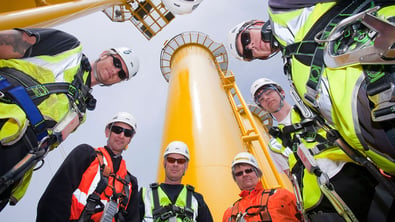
[29,85,49,98]
[372,103,395,121]
[323,6,395,68]
[68,84,77,97]
[160,211,175,220]
[296,142,320,175]
[304,89,319,108]
[368,79,395,122]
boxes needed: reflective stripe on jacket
[0,44,88,145]
[69,147,132,222]
[269,1,395,174]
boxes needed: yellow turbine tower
[158,32,292,221]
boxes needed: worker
[226,0,395,176]
[251,77,293,176]
[227,0,395,219]
[139,140,214,222]
[223,151,300,222]
[36,111,139,222]
[0,28,139,210]
[251,77,388,221]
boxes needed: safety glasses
[110,125,134,138]
[166,157,187,164]
[234,168,254,177]
[254,86,276,104]
[110,55,128,80]
[240,31,253,60]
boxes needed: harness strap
[283,41,317,62]
[0,62,95,113]
[231,189,274,222]
[78,151,111,222]
[270,117,359,220]
[282,0,374,108]
[0,75,48,142]
[150,182,161,216]
[365,66,395,121]
[151,184,195,221]
[308,0,373,107]
[0,55,96,144]
[185,185,195,219]
[326,129,395,199]
[116,174,131,222]
[270,116,334,155]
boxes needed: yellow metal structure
[159,32,292,221]
[0,0,174,40]
[159,32,241,222]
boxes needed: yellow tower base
[159,32,243,221]
[158,32,293,221]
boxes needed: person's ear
[105,127,110,138]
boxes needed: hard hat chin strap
[272,99,284,113]
[272,91,285,113]
[260,21,280,60]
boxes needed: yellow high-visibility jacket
[268,0,395,174]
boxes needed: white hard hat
[107,111,137,133]
[250,78,282,101]
[227,20,264,61]
[161,0,203,15]
[231,152,260,170]
[163,141,190,160]
[111,47,139,79]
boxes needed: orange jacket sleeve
[267,188,300,221]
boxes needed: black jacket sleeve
[16,28,80,57]
[194,192,214,222]
[125,173,140,222]
[36,144,96,222]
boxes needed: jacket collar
[239,181,263,198]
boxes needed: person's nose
[247,41,254,49]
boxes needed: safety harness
[269,96,395,221]
[282,0,395,122]
[275,2,395,219]
[0,55,96,199]
[150,183,195,222]
[230,189,275,222]
[78,151,130,222]
[0,55,96,114]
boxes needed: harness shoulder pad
[95,151,111,177]
[150,182,159,189]
[186,184,195,192]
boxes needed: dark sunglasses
[110,55,128,80]
[166,157,187,164]
[234,168,254,177]
[110,125,134,137]
[240,31,253,60]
